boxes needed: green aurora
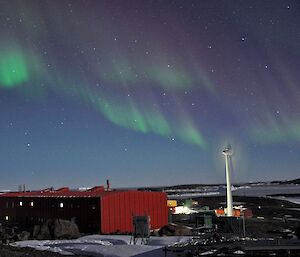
[0,49,29,88]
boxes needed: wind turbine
[222,145,233,217]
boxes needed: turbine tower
[222,145,233,217]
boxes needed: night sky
[0,1,299,189]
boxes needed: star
[0,0,298,188]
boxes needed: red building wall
[0,190,168,234]
[0,197,101,233]
[100,191,168,233]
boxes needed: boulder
[158,224,176,236]
[32,225,40,239]
[174,225,193,236]
[53,219,80,239]
[295,225,300,239]
[0,230,9,244]
[159,223,193,236]
[17,231,30,241]
[37,219,52,240]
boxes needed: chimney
[106,179,110,191]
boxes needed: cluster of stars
[0,0,299,187]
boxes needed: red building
[0,186,168,234]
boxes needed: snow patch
[12,235,193,257]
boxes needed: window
[59,202,64,208]
[19,201,23,206]
[30,201,34,207]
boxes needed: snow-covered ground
[168,191,220,199]
[12,235,193,257]
[167,184,300,201]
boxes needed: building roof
[0,186,122,198]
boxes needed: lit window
[59,202,64,208]
[19,201,23,206]
[5,215,9,221]
[30,202,34,207]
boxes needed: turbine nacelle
[222,145,232,156]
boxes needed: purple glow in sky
[0,1,299,189]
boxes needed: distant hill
[138,178,300,192]
[270,178,300,185]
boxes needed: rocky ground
[177,195,300,238]
[1,196,299,256]
[193,195,300,214]
[0,218,83,256]
[0,218,80,244]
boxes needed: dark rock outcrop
[32,225,40,238]
[37,219,52,240]
[158,223,193,236]
[17,231,30,241]
[53,219,80,239]
[33,218,80,239]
